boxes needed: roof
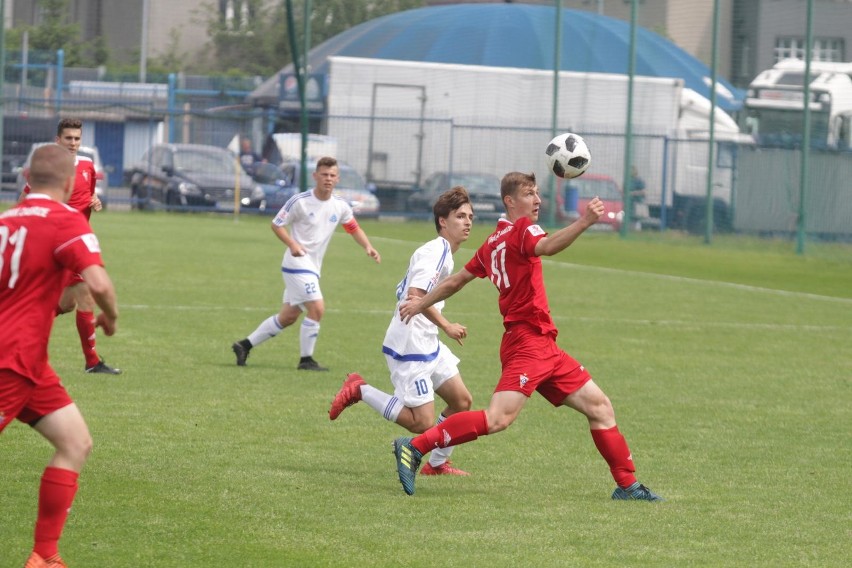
[249,4,744,111]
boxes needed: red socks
[411,410,489,454]
[75,310,100,368]
[34,467,79,559]
[591,425,637,488]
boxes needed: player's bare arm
[400,269,475,323]
[80,265,118,336]
[409,287,467,345]
[91,194,103,212]
[534,196,604,257]
[349,227,381,263]
[272,223,306,256]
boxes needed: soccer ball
[545,133,591,179]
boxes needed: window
[774,37,845,63]
[218,0,256,31]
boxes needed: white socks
[247,314,284,346]
[429,414,453,467]
[361,384,403,422]
[299,318,320,357]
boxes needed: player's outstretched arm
[535,196,604,257]
[400,269,475,323]
[349,227,381,263]
[80,264,118,336]
[409,287,467,345]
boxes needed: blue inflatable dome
[250,3,743,111]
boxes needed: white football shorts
[282,270,323,307]
[385,342,461,408]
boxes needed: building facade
[6,1,852,88]
[8,0,265,69]
[428,0,852,88]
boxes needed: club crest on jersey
[82,171,90,182]
[81,233,102,253]
[330,214,338,223]
[528,224,545,236]
[519,373,529,388]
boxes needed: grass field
[2,211,850,567]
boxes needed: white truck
[323,55,747,230]
[745,58,852,150]
[735,59,852,237]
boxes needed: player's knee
[56,302,75,315]
[485,412,515,434]
[60,432,93,467]
[451,391,473,413]
[407,416,434,433]
[589,394,615,423]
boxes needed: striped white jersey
[382,235,453,361]
[272,189,355,277]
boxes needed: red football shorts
[496,323,592,406]
[0,368,73,432]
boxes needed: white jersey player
[329,186,476,476]
[231,157,381,371]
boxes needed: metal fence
[3,98,851,244]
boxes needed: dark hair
[315,156,338,170]
[500,171,537,201]
[433,185,471,233]
[57,118,83,136]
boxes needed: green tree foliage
[4,0,83,65]
[3,0,113,68]
[206,0,426,76]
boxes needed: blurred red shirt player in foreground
[2,143,120,567]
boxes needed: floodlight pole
[300,0,312,191]
[796,0,814,255]
[619,0,638,238]
[703,0,720,245]
[284,0,311,192]
[548,0,562,228]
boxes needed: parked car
[278,158,380,217]
[407,171,503,219]
[1,116,55,193]
[558,173,624,230]
[15,142,108,207]
[125,143,257,211]
[242,161,298,212]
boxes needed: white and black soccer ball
[545,133,591,179]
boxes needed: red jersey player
[22,118,120,374]
[1,144,119,568]
[395,171,663,501]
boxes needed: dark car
[408,171,503,219]
[125,143,258,211]
[279,159,380,217]
[1,116,55,193]
[242,161,298,213]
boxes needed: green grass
[2,212,851,567]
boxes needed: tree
[3,0,113,69]
[200,0,292,75]
[204,0,426,76]
[4,0,84,65]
